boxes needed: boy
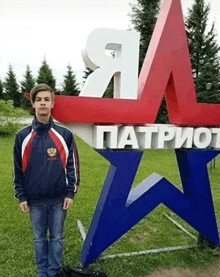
[14,84,80,277]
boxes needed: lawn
[0,127,220,276]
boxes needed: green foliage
[0,99,15,116]
[0,79,4,100]
[0,99,30,134]
[0,122,24,136]
[62,64,80,96]
[20,65,35,111]
[103,77,113,98]
[185,0,220,103]
[0,100,29,117]
[36,58,56,91]
[4,64,21,107]
[155,98,169,124]
[82,67,93,83]
[196,62,220,103]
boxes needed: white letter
[193,128,212,148]
[118,126,139,149]
[174,127,193,148]
[93,125,118,149]
[210,128,220,149]
[157,126,176,148]
[135,126,159,149]
[80,28,140,99]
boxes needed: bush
[0,99,30,117]
[0,122,24,136]
[0,100,30,136]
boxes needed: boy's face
[32,90,54,122]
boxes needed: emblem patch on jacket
[47,147,57,157]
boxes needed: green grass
[0,128,220,276]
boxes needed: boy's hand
[20,201,30,213]
[63,197,73,210]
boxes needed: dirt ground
[145,258,220,277]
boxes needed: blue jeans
[30,203,67,277]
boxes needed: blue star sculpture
[81,149,220,267]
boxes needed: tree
[129,0,161,71]
[82,67,93,84]
[185,0,220,103]
[0,79,4,100]
[4,64,21,107]
[20,65,35,110]
[195,62,220,103]
[103,77,114,98]
[37,58,56,91]
[62,64,80,96]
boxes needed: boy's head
[30,84,55,122]
[30,84,54,103]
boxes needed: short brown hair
[30,84,54,103]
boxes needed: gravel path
[146,258,220,277]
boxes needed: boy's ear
[31,101,35,108]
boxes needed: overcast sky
[0,0,219,90]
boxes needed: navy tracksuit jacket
[13,118,80,206]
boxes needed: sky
[0,0,220,90]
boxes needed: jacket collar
[32,117,54,135]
